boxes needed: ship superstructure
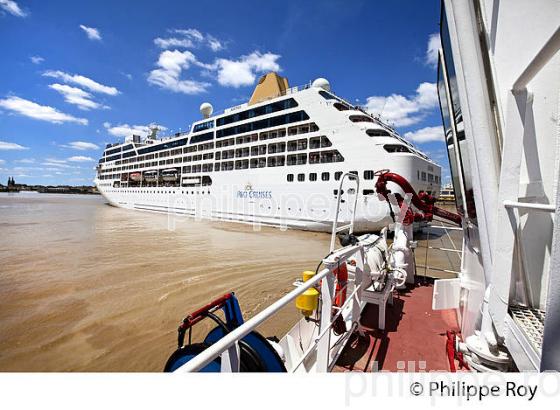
[95,74,440,232]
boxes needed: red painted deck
[334,279,461,372]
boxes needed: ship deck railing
[175,241,369,373]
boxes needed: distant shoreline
[0,186,100,195]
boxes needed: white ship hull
[95,80,441,232]
[95,158,428,232]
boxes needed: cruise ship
[95,73,441,232]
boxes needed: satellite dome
[200,102,213,119]
[312,78,330,91]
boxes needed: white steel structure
[94,76,440,232]
[433,0,560,371]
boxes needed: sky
[0,0,448,186]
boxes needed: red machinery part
[446,330,470,371]
[179,292,233,330]
[374,170,462,226]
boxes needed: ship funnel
[200,102,213,119]
[312,77,330,91]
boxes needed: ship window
[333,102,350,111]
[309,173,317,181]
[383,144,412,153]
[217,98,298,127]
[318,90,337,100]
[421,172,426,181]
[364,170,374,180]
[235,160,249,170]
[363,189,374,195]
[217,111,309,138]
[251,144,267,156]
[309,150,345,164]
[215,152,221,160]
[287,174,294,182]
[268,142,286,154]
[287,153,307,166]
[366,129,390,137]
[250,158,267,168]
[235,147,250,158]
[310,137,321,149]
[267,155,285,167]
[428,173,434,182]
[349,115,374,123]
[321,172,330,181]
[335,171,343,181]
[297,173,305,182]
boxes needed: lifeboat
[129,172,142,182]
[161,168,179,182]
[143,170,159,183]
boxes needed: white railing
[176,242,366,373]
[330,172,360,252]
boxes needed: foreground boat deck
[334,279,460,372]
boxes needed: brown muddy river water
[0,193,461,371]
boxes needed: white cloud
[0,96,88,125]
[79,24,101,41]
[207,36,224,52]
[404,126,444,143]
[214,52,281,88]
[174,29,203,41]
[68,155,94,162]
[365,82,438,127]
[48,83,108,110]
[103,122,167,138]
[154,37,195,49]
[148,50,210,94]
[43,70,119,95]
[30,55,44,64]
[41,159,81,170]
[0,159,5,165]
[14,158,35,163]
[426,33,440,69]
[0,0,26,17]
[155,28,224,52]
[0,140,28,150]
[63,141,100,150]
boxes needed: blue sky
[0,0,448,186]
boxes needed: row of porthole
[287,170,375,182]
[255,204,329,213]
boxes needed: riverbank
[0,185,99,194]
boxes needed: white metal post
[316,271,335,372]
[220,342,240,372]
[353,247,365,328]
[540,171,560,371]
[488,90,531,338]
